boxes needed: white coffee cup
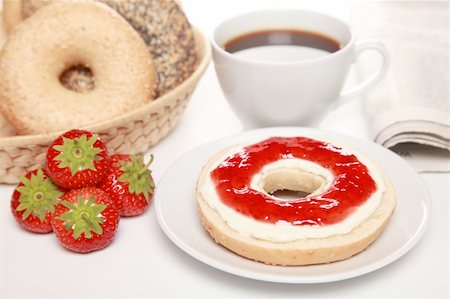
[211,10,389,128]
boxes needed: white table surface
[0,1,448,298]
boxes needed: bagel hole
[270,189,311,200]
[59,65,95,93]
[261,170,324,201]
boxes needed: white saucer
[155,127,430,283]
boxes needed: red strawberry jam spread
[210,137,377,226]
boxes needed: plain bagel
[0,0,157,134]
[196,137,396,266]
[5,0,197,96]
[2,0,22,34]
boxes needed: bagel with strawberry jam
[196,136,396,266]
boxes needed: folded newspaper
[351,1,449,172]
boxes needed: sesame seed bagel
[8,0,197,96]
[196,138,396,266]
[0,0,157,135]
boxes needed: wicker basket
[0,29,211,184]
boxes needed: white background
[0,1,449,298]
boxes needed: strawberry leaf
[57,196,107,239]
[53,135,103,175]
[15,169,63,222]
[118,155,155,202]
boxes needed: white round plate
[155,127,430,283]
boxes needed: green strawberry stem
[72,147,84,159]
[34,192,44,201]
[80,212,92,225]
[137,154,154,177]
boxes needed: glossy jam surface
[210,137,376,226]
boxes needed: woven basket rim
[0,27,211,147]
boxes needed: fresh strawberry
[11,169,64,233]
[99,154,155,216]
[51,187,119,253]
[46,129,110,189]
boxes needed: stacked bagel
[0,0,197,135]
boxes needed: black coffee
[225,29,341,53]
[224,29,341,62]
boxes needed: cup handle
[336,40,390,104]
